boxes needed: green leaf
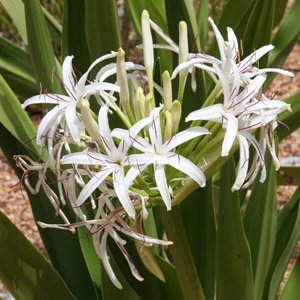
[41,5,62,43]
[243,152,277,300]
[242,0,275,68]
[85,0,122,71]
[101,249,142,300]
[0,0,27,44]
[0,124,99,300]
[196,0,209,49]
[277,166,300,186]
[180,180,216,300]
[77,226,102,300]
[0,73,39,157]
[23,0,62,93]
[279,243,300,299]
[263,185,300,299]
[273,0,288,28]
[216,157,254,300]
[277,92,300,140]
[62,0,90,73]
[0,37,38,98]
[266,0,300,87]
[0,211,76,300]
[108,236,183,300]
[125,0,146,37]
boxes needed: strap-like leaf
[243,0,275,68]
[180,180,216,300]
[0,124,99,300]
[277,92,300,141]
[216,157,254,300]
[0,37,38,98]
[0,74,39,157]
[277,166,300,186]
[243,152,277,300]
[23,0,62,93]
[62,0,90,73]
[263,186,300,299]
[0,211,76,300]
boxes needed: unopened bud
[141,10,154,75]
[172,100,182,134]
[80,99,101,142]
[145,92,154,117]
[164,110,173,142]
[162,71,172,111]
[179,21,188,64]
[134,87,146,121]
[117,48,129,105]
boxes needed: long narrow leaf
[0,124,99,300]
[263,185,300,299]
[0,0,27,44]
[0,211,76,300]
[242,0,275,68]
[216,157,254,300]
[180,180,216,300]
[0,37,38,98]
[0,74,39,157]
[62,0,90,73]
[277,92,300,140]
[196,0,209,49]
[243,152,278,300]
[23,0,62,93]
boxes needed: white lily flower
[61,106,145,218]
[22,53,120,149]
[122,106,210,210]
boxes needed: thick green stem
[159,206,206,300]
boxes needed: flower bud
[80,99,101,142]
[162,71,172,111]
[117,48,129,105]
[134,87,146,121]
[172,100,182,134]
[141,10,154,76]
[179,21,188,64]
[145,92,154,117]
[164,110,173,142]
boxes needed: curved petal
[148,106,164,149]
[208,17,226,63]
[231,134,249,191]
[76,168,112,206]
[78,52,118,91]
[185,104,224,123]
[222,114,238,156]
[62,56,76,98]
[22,94,70,108]
[61,152,108,166]
[163,127,210,153]
[166,154,206,187]
[113,167,136,218]
[79,82,120,100]
[154,164,171,210]
[65,104,83,143]
[99,106,118,157]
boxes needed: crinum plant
[1,1,300,300]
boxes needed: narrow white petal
[166,154,206,187]
[227,27,238,55]
[148,106,164,149]
[154,164,171,210]
[222,115,238,156]
[22,94,70,108]
[61,152,108,165]
[99,106,119,157]
[254,68,294,77]
[231,134,249,191]
[208,17,226,63]
[186,104,224,123]
[78,52,118,91]
[79,82,120,100]
[163,127,210,153]
[76,168,112,206]
[62,56,76,97]
[65,105,82,143]
[124,165,148,190]
[36,106,64,146]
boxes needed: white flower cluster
[17,11,292,288]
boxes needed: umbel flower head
[18,11,293,288]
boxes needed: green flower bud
[162,71,172,111]
[134,87,145,121]
[172,100,182,134]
